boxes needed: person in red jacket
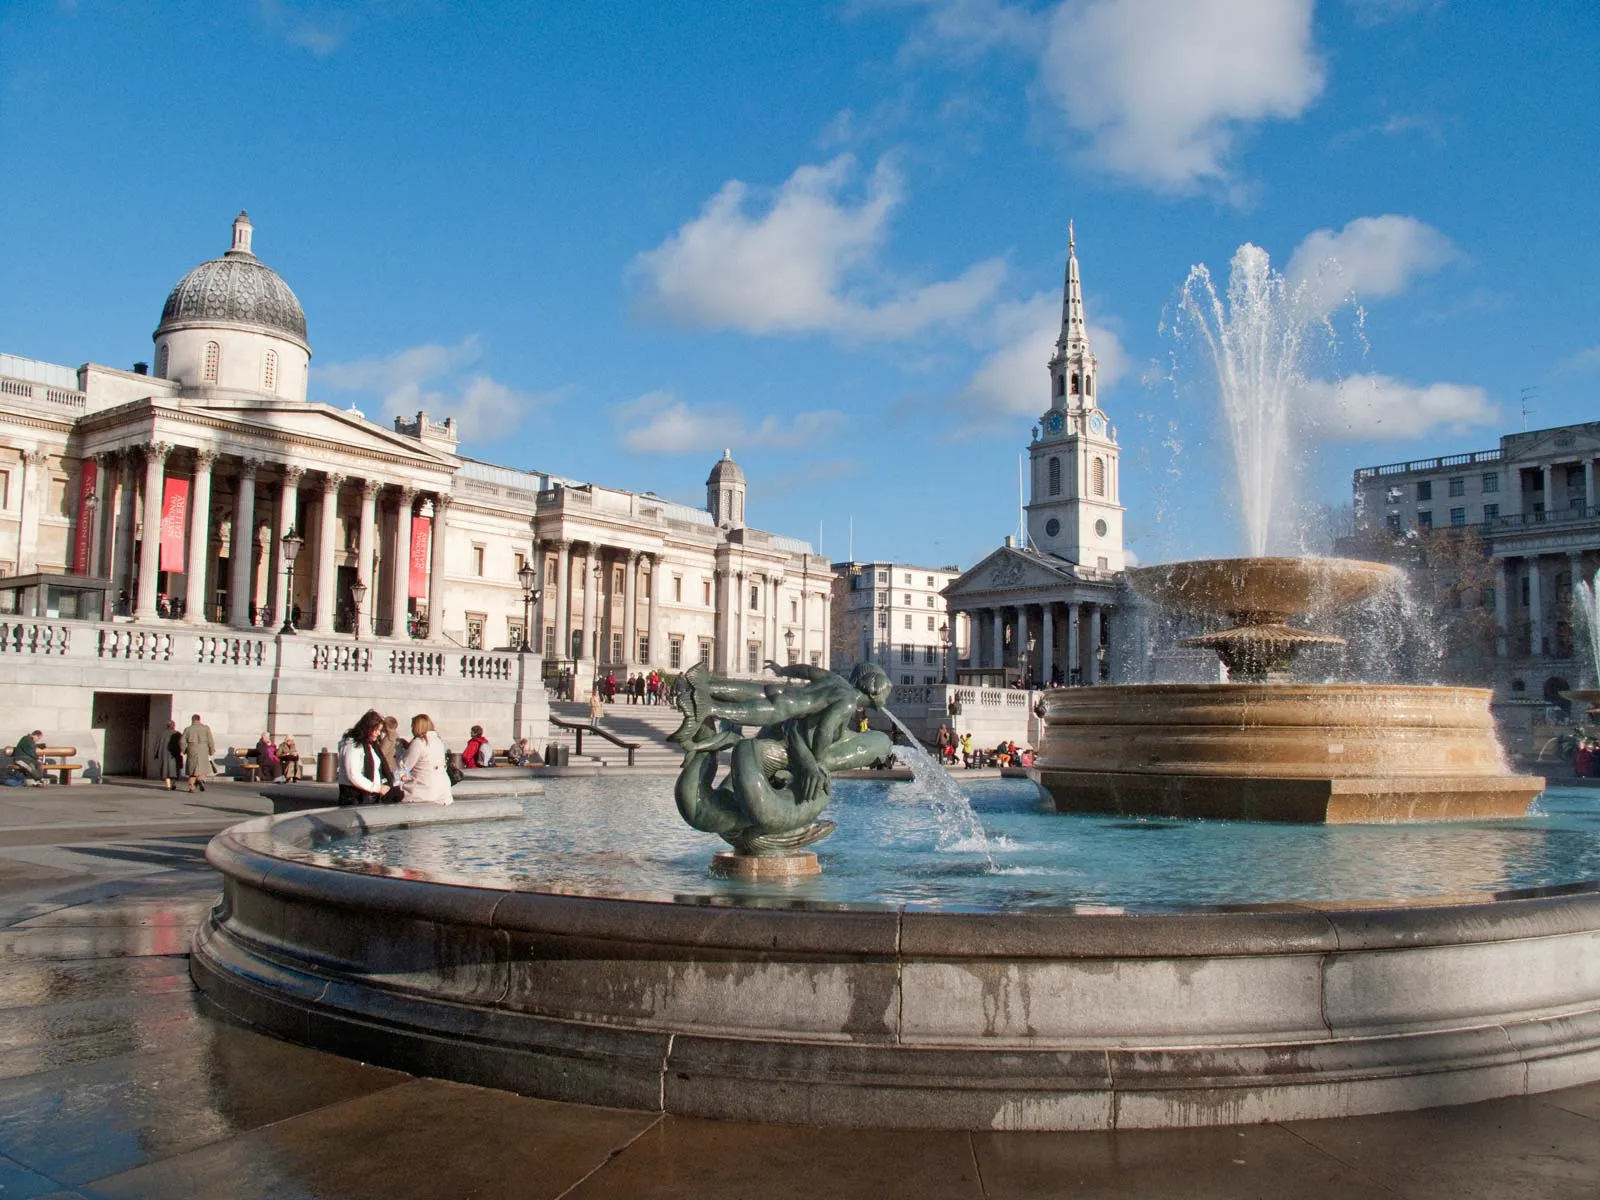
[461,725,490,769]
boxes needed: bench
[231,747,262,783]
[4,744,82,785]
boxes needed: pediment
[943,546,1078,599]
[1506,423,1600,464]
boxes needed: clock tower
[1025,224,1125,572]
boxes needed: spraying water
[1575,569,1600,686]
[1175,244,1321,556]
[882,710,996,868]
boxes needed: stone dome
[155,212,308,346]
[706,448,745,485]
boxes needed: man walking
[182,713,215,793]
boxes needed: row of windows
[878,613,944,631]
[898,645,944,664]
[1413,474,1499,502]
[901,675,943,685]
[1391,503,1501,532]
[156,341,281,392]
[1053,372,1094,398]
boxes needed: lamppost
[518,560,540,652]
[82,489,98,575]
[939,621,950,681]
[349,578,368,643]
[279,528,304,635]
[1021,633,1036,688]
[784,626,795,665]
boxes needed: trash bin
[548,744,569,768]
[315,748,336,783]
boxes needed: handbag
[446,756,466,786]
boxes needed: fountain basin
[192,798,1600,1130]
[1035,684,1544,822]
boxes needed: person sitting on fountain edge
[337,710,404,806]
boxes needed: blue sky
[3,0,1597,567]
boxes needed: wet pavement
[0,782,1599,1197]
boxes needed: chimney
[132,362,149,376]
[1004,535,1014,548]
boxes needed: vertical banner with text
[159,477,190,573]
[73,459,98,574]
[408,515,431,599]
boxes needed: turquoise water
[318,777,1600,912]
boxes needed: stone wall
[0,618,548,781]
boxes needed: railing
[460,654,513,681]
[197,635,268,666]
[391,649,447,676]
[0,621,72,655]
[1355,448,1502,480]
[98,627,174,661]
[0,375,87,411]
[1486,505,1600,531]
[312,644,371,672]
[549,715,638,765]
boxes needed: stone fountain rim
[205,800,1600,955]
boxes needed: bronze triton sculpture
[669,661,894,878]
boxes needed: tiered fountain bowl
[1561,689,1600,719]
[1035,556,1545,822]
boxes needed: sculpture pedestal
[710,851,820,880]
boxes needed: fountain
[1034,246,1542,823]
[191,241,1599,1134]
[1563,569,1600,718]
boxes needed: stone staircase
[544,700,685,769]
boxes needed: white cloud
[1557,346,1600,377]
[615,392,846,455]
[1286,215,1457,314]
[630,155,1004,338]
[315,335,550,441]
[956,291,1128,416]
[1345,0,1442,27]
[878,0,1047,60]
[1040,0,1324,189]
[1300,373,1499,442]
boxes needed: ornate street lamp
[784,626,795,664]
[939,621,950,680]
[279,528,304,634]
[518,560,540,652]
[1022,633,1036,688]
[349,578,368,643]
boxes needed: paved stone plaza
[0,779,1597,1198]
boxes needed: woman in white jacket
[399,714,453,805]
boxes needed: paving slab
[562,1115,985,1199]
[0,991,204,1081]
[0,956,194,1012]
[1286,1096,1600,1200]
[80,1078,660,1200]
[972,1123,1395,1199]
[0,1025,411,1186]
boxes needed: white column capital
[320,472,346,495]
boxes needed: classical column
[271,466,304,629]
[552,540,571,659]
[579,543,597,661]
[89,453,114,578]
[1528,558,1544,658]
[389,487,415,638]
[989,609,1004,671]
[622,550,640,668]
[1088,605,1103,684]
[1067,601,1082,683]
[356,479,379,637]
[183,451,217,623]
[1586,459,1597,515]
[16,450,45,575]
[133,443,170,621]
[647,553,666,668]
[1494,558,1510,659]
[1542,465,1555,516]
[116,452,139,598]
[427,494,450,642]
[945,609,960,683]
[1015,606,1030,682]
[1041,601,1055,686]
[229,460,260,628]
[312,473,345,633]
[98,453,124,589]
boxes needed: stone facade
[828,559,967,685]
[0,213,829,774]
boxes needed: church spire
[1058,219,1089,355]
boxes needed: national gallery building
[0,213,831,770]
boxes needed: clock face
[1044,411,1065,435]
[1088,412,1106,436]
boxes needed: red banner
[408,515,431,599]
[73,459,98,575]
[159,478,189,573]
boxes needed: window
[1450,507,1466,527]
[670,636,683,669]
[507,618,525,649]
[465,613,485,650]
[1416,481,1432,501]
[1085,375,1093,397]
[1055,375,1065,397]
[610,632,623,662]
[699,638,712,664]
[903,593,911,605]
[1048,457,1061,496]
[614,567,624,593]
[1448,477,1465,498]
[702,580,711,606]
[542,623,554,654]
[926,575,934,587]
[263,350,278,392]
[810,651,821,665]
[790,598,798,620]
[1483,503,1499,521]
[1092,457,1105,497]
[202,341,220,384]
[1481,587,1496,607]
[926,595,935,607]
[472,545,485,576]
[876,570,887,584]
[927,616,935,631]
[570,629,583,659]
[749,584,760,610]
[638,633,649,661]
[877,611,888,629]
[925,676,936,685]
[155,344,169,378]
[901,646,914,664]
[1097,556,1109,570]
[674,575,683,602]
[903,572,911,584]
[1070,373,1080,395]
[1417,510,1433,529]
[902,674,913,685]
[747,642,760,673]
[513,552,526,578]
[903,614,912,629]
[1482,473,1500,493]
[1386,513,1402,534]
[924,647,938,665]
